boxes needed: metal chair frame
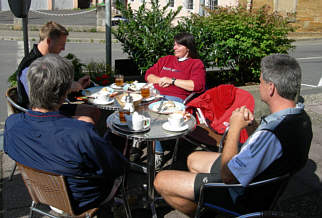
[194,173,291,218]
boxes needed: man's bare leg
[187,151,221,173]
[154,170,197,216]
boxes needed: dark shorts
[59,104,77,117]
[194,156,234,207]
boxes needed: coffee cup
[168,113,184,128]
[129,112,150,130]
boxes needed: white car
[112,15,128,26]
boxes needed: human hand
[70,81,83,92]
[229,106,254,130]
[78,75,91,89]
[158,77,171,87]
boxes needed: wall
[127,0,239,24]
[128,0,200,24]
[296,0,322,31]
[218,0,238,7]
[52,0,74,9]
[250,0,322,32]
[0,0,9,10]
[0,0,75,11]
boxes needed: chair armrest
[183,92,198,105]
[6,95,28,113]
[202,173,290,190]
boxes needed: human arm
[20,68,29,96]
[221,106,254,183]
[158,77,195,91]
[69,75,91,93]
[79,127,128,177]
[146,58,205,91]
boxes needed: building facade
[125,0,238,20]
[125,0,322,31]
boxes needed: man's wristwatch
[172,78,176,85]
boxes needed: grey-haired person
[154,54,313,216]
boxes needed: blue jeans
[155,95,184,153]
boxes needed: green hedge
[113,2,294,86]
[182,6,294,85]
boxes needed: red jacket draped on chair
[186,84,255,143]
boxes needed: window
[207,0,218,10]
[187,0,193,9]
[169,0,174,7]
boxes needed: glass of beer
[115,74,124,87]
[118,109,127,123]
[141,87,150,99]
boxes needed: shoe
[155,152,164,171]
[50,206,64,215]
[129,147,143,162]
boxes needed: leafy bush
[65,53,86,81]
[182,6,295,85]
[113,0,184,73]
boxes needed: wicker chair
[5,86,28,114]
[17,162,131,218]
[5,87,28,181]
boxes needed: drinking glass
[115,74,124,86]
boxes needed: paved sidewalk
[1,89,322,218]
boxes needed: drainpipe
[199,0,205,16]
[247,0,253,11]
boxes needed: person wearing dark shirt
[4,54,127,214]
[15,21,99,124]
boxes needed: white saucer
[110,83,124,89]
[92,98,114,105]
[162,122,189,132]
[141,96,156,102]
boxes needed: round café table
[106,105,196,218]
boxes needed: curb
[1,24,322,42]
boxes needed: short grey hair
[261,54,301,100]
[27,54,74,110]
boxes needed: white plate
[127,82,146,91]
[110,83,126,89]
[121,93,143,102]
[148,101,185,114]
[82,86,114,97]
[162,122,189,132]
[141,96,156,102]
[92,98,114,105]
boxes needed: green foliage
[64,53,86,81]
[8,71,17,87]
[113,0,185,73]
[84,61,114,86]
[181,6,295,85]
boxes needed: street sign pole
[22,15,29,56]
[105,1,112,67]
[8,0,31,55]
